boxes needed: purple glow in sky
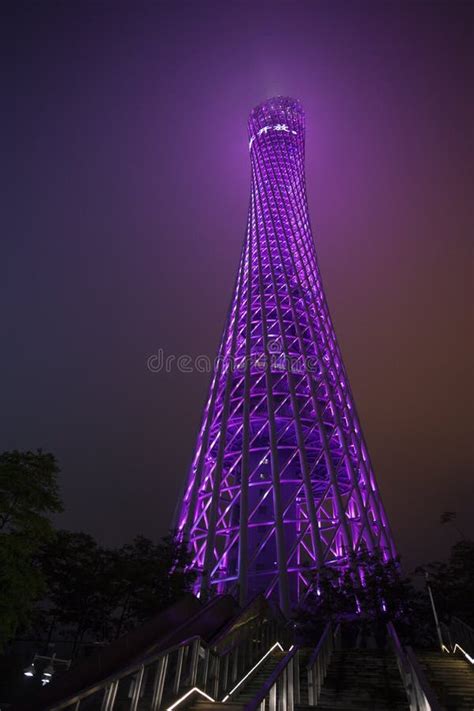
[1,1,472,573]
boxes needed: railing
[440,616,474,664]
[243,622,340,710]
[210,612,291,702]
[387,622,442,711]
[306,622,339,706]
[243,646,300,711]
[50,602,291,710]
[51,635,210,711]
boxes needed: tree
[421,539,474,627]
[440,510,466,540]
[296,551,422,646]
[295,564,355,643]
[37,531,117,653]
[38,531,196,651]
[110,534,196,638]
[350,551,415,624]
[0,450,63,648]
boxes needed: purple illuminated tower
[177,97,396,615]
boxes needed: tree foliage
[37,531,195,650]
[296,551,422,645]
[439,510,466,540]
[37,531,116,651]
[110,534,196,638]
[0,449,62,537]
[0,450,63,648]
[421,539,474,627]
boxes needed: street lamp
[23,663,35,677]
[424,570,444,651]
[41,659,55,685]
[23,652,71,685]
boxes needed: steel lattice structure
[177,97,396,615]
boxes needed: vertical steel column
[252,145,333,569]
[151,655,168,711]
[238,212,253,606]
[130,665,144,711]
[190,638,200,687]
[173,647,184,696]
[200,258,246,599]
[252,146,326,570]
[252,182,290,615]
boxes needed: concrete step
[230,654,286,702]
[414,650,474,711]
[188,650,286,709]
[193,647,411,710]
[315,649,410,711]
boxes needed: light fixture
[23,663,35,677]
[41,660,55,685]
[42,662,55,678]
[24,652,71,685]
[222,642,285,701]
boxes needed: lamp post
[424,571,444,652]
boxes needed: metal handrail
[243,645,300,711]
[242,623,340,711]
[406,647,443,711]
[441,616,474,663]
[306,623,331,670]
[50,634,204,710]
[387,622,410,675]
[49,604,291,710]
[387,622,442,711]
[306,622,339,706]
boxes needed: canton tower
[177,97,396,615]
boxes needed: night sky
[2,1,472,574]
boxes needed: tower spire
[177,97,396,614]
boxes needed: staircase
[28,593,449,711]
[415,650,474,711]
[188,646,410,711]
[296,649,312,706]
[188,648,286,710]
[295,649,410,711]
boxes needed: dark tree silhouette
[296,550,423,647]
[0,450,63,648]
[420,539,474,627]
[37,531,196,652]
